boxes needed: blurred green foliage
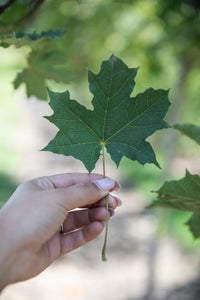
[0,0,200,111]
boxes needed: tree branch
[0,0,16,15]
[14,0,45,28]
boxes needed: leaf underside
[43,55,170,172]
[150,170,200,214]
[13,50,71,100]
[0,30,69,100]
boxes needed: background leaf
[43,55,170,172]
[173,123,200,145]
[0,28,69,99]
[150,170,200,214]
[0,29,65,48]
[186,214,200,239]
[13,49,72,100]
[15,29,65,41]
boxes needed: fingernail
[109,208,115,217]
[116,197,122,207]
[94,178,115,191]
[114,183,121,192]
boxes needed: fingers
[46,173,104,189]
[25,173,105,191]
[87,195,122,209]
[60,222,104,255]
[47,177,120,211]
[59,194,122,255]
[62,206,115,233]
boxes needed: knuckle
[32,177,55,190]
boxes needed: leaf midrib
[102,60,114,142]
[159,191,200,202]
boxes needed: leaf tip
[153,159,161,169]
[162,121,171,129]
[109,54,117,61]
[185,169,191,176]
[47,87,54,98]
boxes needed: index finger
[46,173,104,189]
[47,177,120,211]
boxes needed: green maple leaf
[14,49,71,100]
[150,170,200,213]
[186,214,200,239]
[43,55,170,172]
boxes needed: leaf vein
[106,93,167,141]
[60,102,101,141]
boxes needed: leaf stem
[101,143,109,261]
[102,194,109,261]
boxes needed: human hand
[0,173,121,291]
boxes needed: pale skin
[0,173,121,292]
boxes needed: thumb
[48,177,120,211]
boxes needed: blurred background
[0,0,200,299]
